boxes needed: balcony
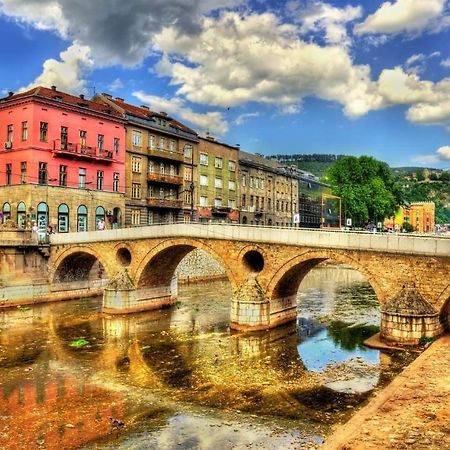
[148,146,185,163]
[146,197,183,209]
[212,206,231,215]
[147,171,183,185]
[53,141,114,162]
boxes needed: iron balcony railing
[147,171,183,185]
[53,140,114,161]
[146,197,183,208]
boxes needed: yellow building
[407,202,435,233]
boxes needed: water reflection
[0,265,415,450]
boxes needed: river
[0,263,416,450]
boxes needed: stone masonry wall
[175,248,226,283]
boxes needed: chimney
[141,105,150,110]
[102,93,112,99]
[51,85,57,91]
[159,111,168,116]
[8,92,14,97]
[115,97,124,102]
[79,94,85,99]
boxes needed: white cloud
[108,78,124,92]
[0,0,245,66]
[288,1,363,47]
[154,12,384,119]
[234,112,259,125]
[20,42,93,94]
[132,90,228,135]
[441,58,450,68]
[437,145,450,160]
[405,51,440,72]
[413,145,450,165]
[355,0,446,36]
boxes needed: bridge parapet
[50,223,450,257]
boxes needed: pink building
[0,86,126,232]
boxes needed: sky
[1,0,450,169]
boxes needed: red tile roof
[0,86,123,119]
[105,97,197,136]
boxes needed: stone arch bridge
[48,223,450,342]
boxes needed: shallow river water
[0,264,416,450]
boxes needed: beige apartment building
[196,136,239,223]
[239,152,298,226]
[94,94,199,225]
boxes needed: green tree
[327,156,403,227]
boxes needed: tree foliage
[327,156,403,226]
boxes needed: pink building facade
[0,86,126,232]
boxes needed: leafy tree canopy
[327,156,403,226]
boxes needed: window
[160,137,166,149]
[242,194,246,207]
[200,174,208,186]
[159,163,165,174]
[59,165,67,186]
[149,135,156,149]
[169,165,176,176]
[169,140,175,152]
[77,205,88,231]
[184,166,192,181]
[37,202,48,230]
[114,137,120,154]
[132,182,141,199]
[131,209,141,226]
[79,168,86,188]
[97,134,104,150]
[21,122,28,141]
[260,179,264,190]
[200,195,207,206]
[242,175,246,186]
[61,126,68,150]
[113,172,119,192]
[38,162,48,185]
[228,199,236,209]
[97,170,104,190]
[6,164,12,185]
[131,156,142,173]
[214,198,222,207]
[17,202,26,229]
[199,153,208,165]
[80,130,87,148]
[95,206,105,226]
[229,180,236,191]
[6,124,12,143]
[229,160,236,172]
[215,178,222,188]
[39,122,48,141]
[215,157,223,169]
[21,162,27,184]
[250,177,254,187]
[184,144,192,158]
[58,204,69,232]
[132,130,142,147]
[2,202,11,223]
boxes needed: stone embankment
[322,334,450,449]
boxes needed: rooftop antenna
[87,85,96,97]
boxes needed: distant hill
[270,154,344,179]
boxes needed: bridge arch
[50,245,112,283]
[266,249,384,305]
[135,238,238,291]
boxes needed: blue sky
[1,0,450,169]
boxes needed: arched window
[95,206,105,227]
[2,202,11,223]
[58,204,69,232]
[37,202,48,230]
[77,205,88,232]
[242,216,247,224]
[17,202,26,229]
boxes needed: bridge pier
[103,270,177,314]
[380,283,443,345]
[230,276,297,331]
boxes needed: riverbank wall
[322,333,450,449]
